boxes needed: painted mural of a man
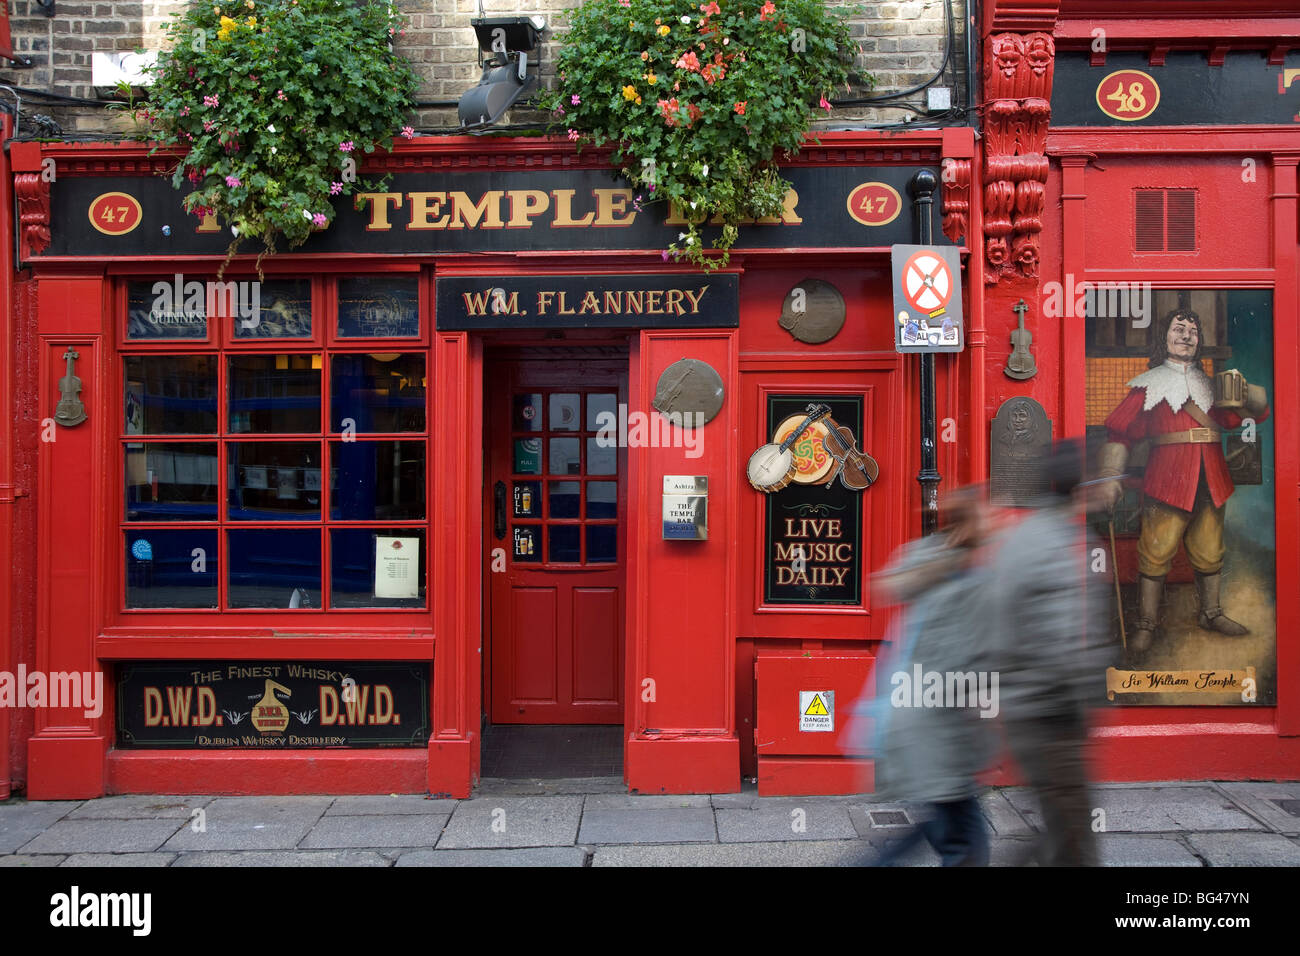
[1096,308,1269,653]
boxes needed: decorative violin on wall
[821,414,879,490]
[54,347,87,427]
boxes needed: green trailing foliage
[542,0,865,269]
[126,0,418,273]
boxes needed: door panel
[487,358,626,724]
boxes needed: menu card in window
[375,536,419,599]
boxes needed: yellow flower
[247,16,256,26]
[635,96,642,104]
[646,72,657,84]
[217,14,236,39]
[622,84,638,101]
[657,24,671,35]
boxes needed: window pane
[228,354,321,434]
[587,525,617,564]
[124,355,218,434]
[586,481,617,519]
[337,277,419,338]
[549,481,580,518]
[549,525,580,563]
[228,530,320,608]
[233,278,312,339]
[549,437,581,475]
[127,280,207,340]
[586,393,617,431]
[513,438,542,474]
[549,393,580,430]
[587,438,617,475]
[513,393,542,432]
[125,442,219,521]
[126,529,218,608]
[228,442,321,520]
[330,529,426,608]
[330,440,425,520]
[330,352,426,432]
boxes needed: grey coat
[853,533,997,804]
[982,503,1113,723]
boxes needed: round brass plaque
[778,279,846,344]
[652,358,725,426]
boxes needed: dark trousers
[869,796,989,867]
[1004,710,1098,866]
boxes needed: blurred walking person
[985,439,1111,866]
[859,487,997,867]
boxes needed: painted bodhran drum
[772,414,834,485]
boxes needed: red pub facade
[1,0,1298,801]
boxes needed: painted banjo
[746,403,832,493]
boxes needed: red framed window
[119,272,430,614]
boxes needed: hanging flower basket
[128,0,418,272]
[543,0,864,269]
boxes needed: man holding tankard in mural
[1095,307,1269,654]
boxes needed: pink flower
[571,94,581,105]
[203,94,219,107]
[555,105,565,116]
[339,140,354,152]
[330,181,343,195]
[567,129,580,141]
[312,213,328,227]
[760,0,776,20]
[276,89,287,101]
[675,50,700,72]
[179,106,190,117]
[819,95,832,112]
[618,0,629,5]
[203,119,216,132]
[700,1,720,14]
[401,126,414,139]
[225,175,242,187]
[661,250,670,261]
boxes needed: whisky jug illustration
[251,679,291,736]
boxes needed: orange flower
[733,101,747,115]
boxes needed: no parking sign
[891,244,964,353]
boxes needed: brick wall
[1,0,967,135]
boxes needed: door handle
[494,480,507,540]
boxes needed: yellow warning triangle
[804,694,829,716]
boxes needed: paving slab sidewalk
[0,781,1297,866]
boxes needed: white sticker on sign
[799,690,834,732]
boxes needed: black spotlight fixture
[457,12,546,131]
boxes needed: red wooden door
[486,358,626,724]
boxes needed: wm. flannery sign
[435,274,738,330]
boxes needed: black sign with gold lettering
[116,661,430,748]
[436,274,738,330]
[1052,51,1300,127]
[763,395,863,605]
[39,165,949,261]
